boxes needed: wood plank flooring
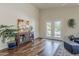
[0,39,61,56]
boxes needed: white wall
[39,7,79,40]
[0,3,39,50]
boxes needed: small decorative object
[68,18,75,28]
[68,35,74,41]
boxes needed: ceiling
[31,3,79,10]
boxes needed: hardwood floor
[0,39,61,56]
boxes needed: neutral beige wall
[39,7,79,40]
[0,3,39,50]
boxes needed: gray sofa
[64,37,79,54]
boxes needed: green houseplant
[0,25,18,48]
[68,18,75,28]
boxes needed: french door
[46,20,61,39]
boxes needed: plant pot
[8,42,16,49]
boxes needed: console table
[15,32,34,47]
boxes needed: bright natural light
[46,22,52,37]
[54,21,61,38]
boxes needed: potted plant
[68,18,75,28]
[0,25,18,49]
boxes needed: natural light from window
[46,22,52,37]
[54,21,61,38]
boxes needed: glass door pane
[46,22,52,37]
[54,21,61,38]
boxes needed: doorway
[46,20,62,39]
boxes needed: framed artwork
[17,19,31,33]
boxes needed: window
[46,22,52,37]
[54,21,61,37]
